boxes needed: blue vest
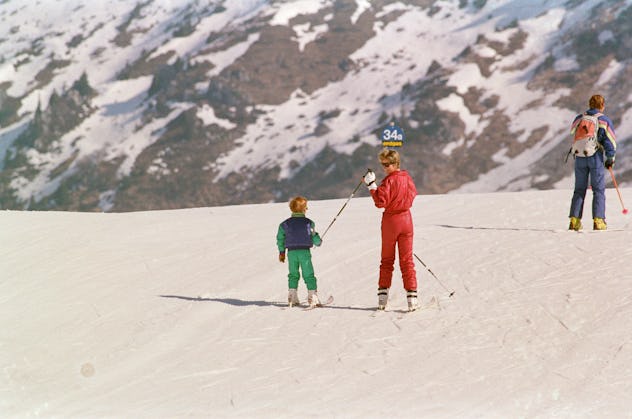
[282,217,313,250]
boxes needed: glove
[364,170,376,185]
[364,171,377,191]
[279,252,285,263]
[313,232,322,247]
[605,156,615,169]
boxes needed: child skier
[277,196,323,307]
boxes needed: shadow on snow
[436,224,559,233]
[158,295,375,311]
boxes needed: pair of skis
[284,295,442,314]
[285,295,334,311]
[371,296,440,317]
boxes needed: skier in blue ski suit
[568,94,617,230]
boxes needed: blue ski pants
[569,153,606,219]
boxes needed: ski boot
[593,217,607,230]
[307,290,321,307]
[377,288,389,310]
[569,216,582,231]
[407,290,419,312]
[288,289,300,307]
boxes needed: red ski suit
[370,170,417,291]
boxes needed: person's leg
[570,158,589,219]
[298,250,317,291]
[397,214,417,292]
[589,155,606,219]
[287,250,300,290]
[398,235,417,291]
[379,215,397,289]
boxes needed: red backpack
[571,112,602,157]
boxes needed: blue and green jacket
[277,213,322,252]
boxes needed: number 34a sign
[381,122,404,147]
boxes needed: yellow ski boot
[593,217,607,230]
[568,216,582,231]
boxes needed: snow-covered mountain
[2,189,632,416]
[1,0,632,211]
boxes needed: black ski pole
[413,252,455,297]
[321,169,372,240]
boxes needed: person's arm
[371,177,392,208]
[598,115,617,158]
[310,220,322,247]
[276,223,286,262]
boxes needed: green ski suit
[277,213,322,290]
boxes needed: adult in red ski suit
[364,149,418,309]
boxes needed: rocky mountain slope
[1,0,631,211]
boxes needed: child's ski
[302,295,334,311]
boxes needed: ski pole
[321,169,372,240]
[608,167,628,214]
[413,253,455,297]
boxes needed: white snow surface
[2,189,632,418]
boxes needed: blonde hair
[378,148,401,169]
[289,196,307,213]
[589,94,605,110]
